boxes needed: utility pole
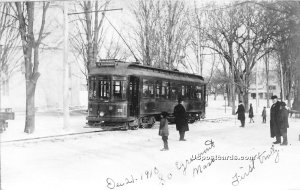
[63,1,70,130]
[256,64,259,113]
[280,59,285,101]
[0,45,2,111]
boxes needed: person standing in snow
[249,103,254,123]
[270,95,281,144]
[159,112,169,151]
[236,101,246,127]
[278,102,289,146]
[262,107,267,123]
[173,97,189,141]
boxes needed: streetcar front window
[99,80,111,99]
[113,80,126,100]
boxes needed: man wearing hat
[236,100,246,127]
[270,95,281,144]
[278,101,289,145]
[174,97,189,141]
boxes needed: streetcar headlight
[99,112,104,117]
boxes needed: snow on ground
[1,96,300,190]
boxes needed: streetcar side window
[143,79,154,98]
[161,81,170,99]
[187,85,192,99]
[156,81,161,98]
[99,80,111,99]
[181,85,187,98]
[195,86,202,99]
[170,83,177,100]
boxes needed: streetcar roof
[89,60,206,83]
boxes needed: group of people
[235,95,289,146]
[158,95,290,151]
[236,102,255,127]
[158,98,189,151]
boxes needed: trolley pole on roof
[63,1,70,129]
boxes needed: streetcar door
[129,76,139,117]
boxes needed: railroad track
[1,117,234,144]
[0,129,105,144]
[201,117,234,122]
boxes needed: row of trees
[0,1,126,133]
[206,1,300,112]
[0,0,299,133]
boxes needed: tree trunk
[296,79,300,110]
[231,71,236,115]
[265,54,270,108]
[0,80,2,110]
[243,92,249,113]
[227,84,231,106]
[214,91,217,100]
[24,81,37,133]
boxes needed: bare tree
[104,37,130,60]
[0,3,20,110]
[132,0,191,70]
[201,3,243,114]
[190,1,206,75]
[13,2,50,133]
[131,0,162,66]
[249,1,300,111]
[69,0,111,84]
[233,3,277,111]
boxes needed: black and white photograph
[0,0,300,190]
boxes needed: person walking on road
[270,95,281,144]
[262,107,267,123]
[174,97,189,141]
[236,101,246,127]
[249,103,254,123]
[159,112,169,151]
[278,102,289,146]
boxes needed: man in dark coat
[278,101,289,146]
[236,101,245,127]
[174,98,189,141]
[270,95,281,144]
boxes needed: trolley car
[87,59,206,129]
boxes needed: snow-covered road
[2,118,300,190]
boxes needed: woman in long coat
[174,98,189,141]
[249,103,254,123]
